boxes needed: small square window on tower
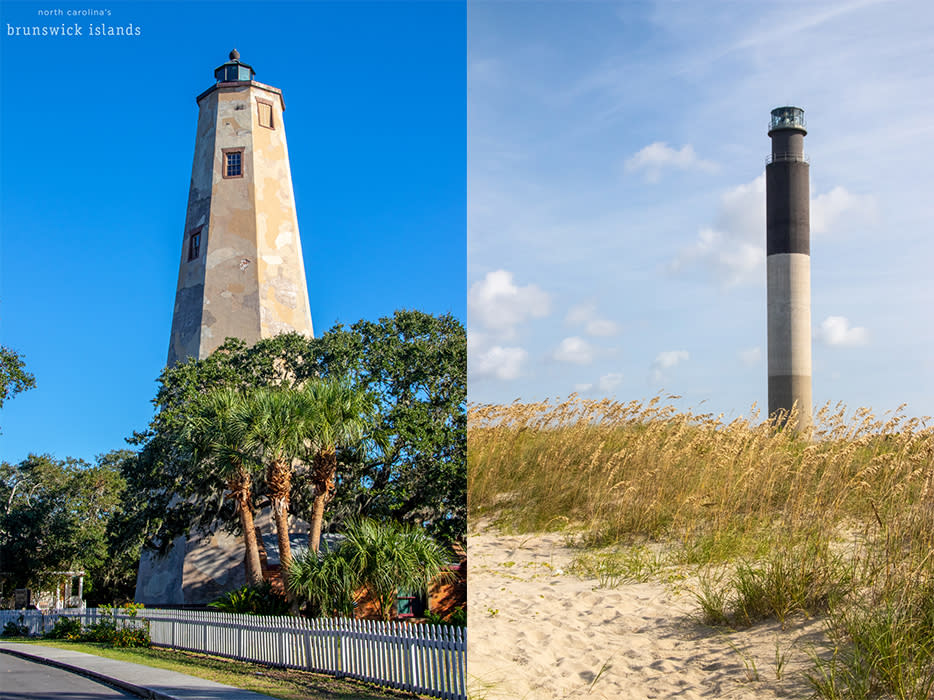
[223,148,243,178]
[188,228,203,261]
[257,100,274,129]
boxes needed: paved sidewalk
[0,642,275,699]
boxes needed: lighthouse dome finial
[230,49,240,61]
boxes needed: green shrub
[82,620,116,643]
[1,616,30,637]
[108,627,151,648]
[449,606,467,626]
[79,604,151,647]
[209,581,290,616]
[424,606,466,627]
[45,616,83,640]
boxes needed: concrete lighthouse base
[766,252,812,429]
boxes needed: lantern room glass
[769,107,806,132]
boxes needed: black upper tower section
[766,106,810,256]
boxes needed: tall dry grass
[469,396,932,551]
[468,395,934,697]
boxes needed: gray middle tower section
[766,106,812,429]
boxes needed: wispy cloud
[729,0,888,54]
[625,142,718,183]
[566,302,621,337]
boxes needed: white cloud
[470,344,529,380]
[468,331,529,381]
[553,336,594,365]
[739,347,762,367]
[625,142,718,183]
[565,302,621,337]
[598,372,624,392]
[652,350,689,382]
[655,350,689,369]
[811,187,877,236]
[816,316,869,347]
[574,382,593,393]
[671,175,766,287]
[673,176,877,288]
[468,269,551,337]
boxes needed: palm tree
[240,386,313,592]
[303,378,380,553]
[182,387,264,586]
[287,547,359,618]
[340,518,453,621]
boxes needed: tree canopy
[0,451,136,603]
[127,310,466,560]
[0,346,36,432]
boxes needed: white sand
[467,526,829,699]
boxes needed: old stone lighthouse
[136,51,314,605]
[168,49,313,364]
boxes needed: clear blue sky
[468,1,934,422]
[0,1,466,464]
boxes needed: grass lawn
[7,639,424,700]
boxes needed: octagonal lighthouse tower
[167,50,313,366]
[766,106,812,430]
[138,52,314,605]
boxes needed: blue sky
[468,0,934,422]
[0,1,465,464]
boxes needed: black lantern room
[214,49,255,83]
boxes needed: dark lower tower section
[766,106,812,429]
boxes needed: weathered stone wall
[198,85,263,357]
[251,86,314,339]
[166,96,216,366]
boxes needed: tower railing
[766,152,809,165]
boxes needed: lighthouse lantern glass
[770,107,806,131]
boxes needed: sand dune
[467,526,829,699]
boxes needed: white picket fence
[0,608,466,700]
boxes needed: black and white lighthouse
[766,106,812,429]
